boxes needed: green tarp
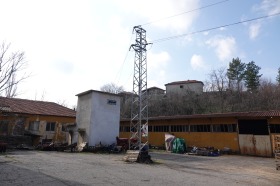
[172,138,186,154]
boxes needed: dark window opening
[148,126,153,132]
[124,126,130,132]
[29,121,40,131]
[171,125,189,132]
[190,125,210,132]
[0,120,9,133]
[180,85,183,88]
[154,125,169,132]
[107,99,117,105]
[46,122,56,131]
[238,120,269,135]
[270,124,280,133]
[212,124,237,132]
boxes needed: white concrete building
[165,80,204,96]
[74,90,121,146]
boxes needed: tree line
[119,57,280,118]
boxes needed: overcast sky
[0,0,279,107]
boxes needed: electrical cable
[151,12,280,43]
[114,33,134,85]
[141,0,230,26]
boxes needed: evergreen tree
[227,57,246,92]
[276,67,280,85]
[244,61,262,92]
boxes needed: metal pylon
[129,25,149,150]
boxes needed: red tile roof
[165,80,204,86]
[0,97,76,117]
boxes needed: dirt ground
[0,150,279,186]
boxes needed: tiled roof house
[0,97,76,147]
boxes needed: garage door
[238,120,272,157]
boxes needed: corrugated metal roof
[0,97,76,117]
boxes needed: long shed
[119,111,280,157]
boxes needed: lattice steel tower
[129,25,150,150]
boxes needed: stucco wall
[166,82,203,95]
[89,92,120,146]
[76,93,92,144]
[76,91,120,146]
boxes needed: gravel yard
[0,150,279,186]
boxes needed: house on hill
[0,97,76,147]
[165,80,204,96]
[146,86,165,96]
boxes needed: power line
[114,33,134,85]
[141,0,230,26]
[152,12,280,43]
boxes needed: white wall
[166,82,203,95]
[89,92,120,146]
[76,90,120,146]
[74,93,92,144]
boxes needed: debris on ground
[165,133,187,154]
[188,146,220,156]
[123,145,153,164]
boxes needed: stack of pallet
[274,135,280,170]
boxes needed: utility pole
[129,25,150,152]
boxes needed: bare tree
[4,74,18,98]
[0,42,28,97]
[207,67,230,112]
[100,82,124,94]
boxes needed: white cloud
[147,51,171,87]
[115,0,200,34]
[248,0,280,41]
[206,36,237,62]
[249,22,261,39]
[256,0,280,16]
[148,51,170,70]
[190,54,206,70]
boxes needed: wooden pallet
[123,150,139,162]
[274,135,280,170]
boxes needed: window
[154,125,169,132]
[0,120,9,133]
[270,124,280,133]
[180,85,184,88]
[120,126,130,132]
[171,125,189,132]
[212,124,237,132]
[190,125,210,132]
[61,124,66,132]
[29,121,40,131]
[46,122,56,131]
[107,99,117,105]
[148,126,153,132]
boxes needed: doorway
[238,119,272,157]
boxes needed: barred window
[190,125,210,132]
[171,125,189,132]
[270,124,280,133]
[212,124,237,132]
[154,125,169,132]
